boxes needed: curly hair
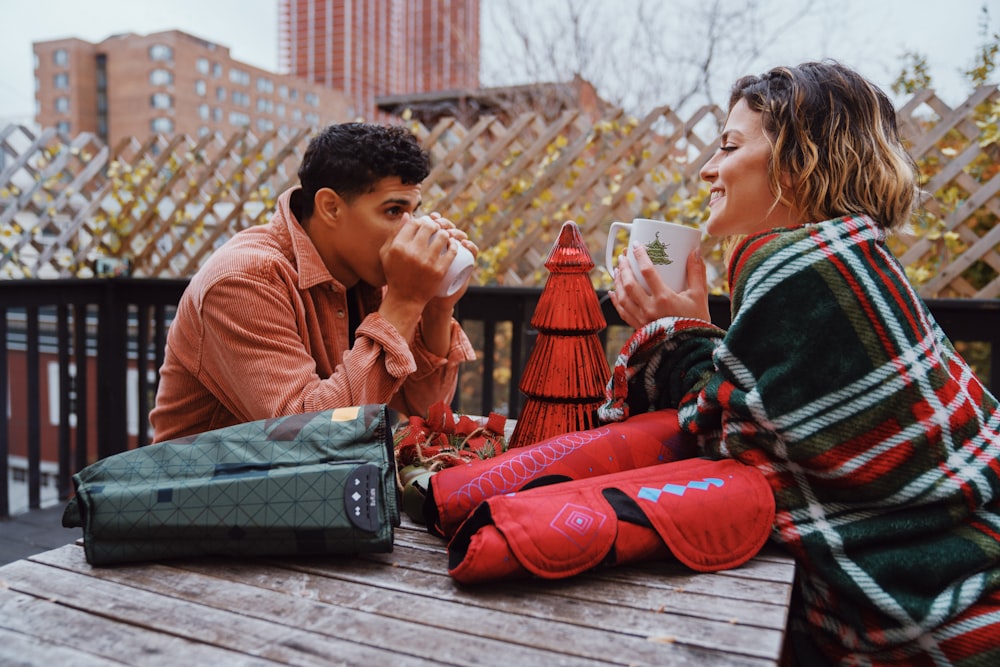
[729,61,918,230]
[294,122,430,220]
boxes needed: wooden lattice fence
[2,84,998,297]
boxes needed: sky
[0,0,995,125]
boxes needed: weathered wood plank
[29,545,607,667]
[390,524,795,606]
[262,546,787,660]
[2,535,792,667]
[197,556,777,666]
[3,551,439,667]
[0,626,132,667]
[0,589,278,666]
[194,557,680,665]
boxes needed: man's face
[325,176,422,287]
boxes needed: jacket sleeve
[390,317,477,417]
[598,317,727,451]
[193,272,470,422]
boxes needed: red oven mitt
[447,457,775,584]
[425,409,697,538]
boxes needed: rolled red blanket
[447,457,775,584]
[424,409,696,538]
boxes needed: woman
[600,61,1000,665]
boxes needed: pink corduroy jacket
[149,187,476,443]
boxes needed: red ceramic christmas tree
[508,221,611,448]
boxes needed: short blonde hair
[729,61,917,230]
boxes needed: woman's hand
[610,245,711,329]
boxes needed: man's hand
[380,213,477,354]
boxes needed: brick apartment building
[279,0,480,119]
[33,29,353,148]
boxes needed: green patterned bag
[62,405,400,566]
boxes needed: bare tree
[481,0,819,115]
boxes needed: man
[150,123,477,442]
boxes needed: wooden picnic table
[0,517,796,666]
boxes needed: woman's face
[700,99,802,237]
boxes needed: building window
[57,120,70,134]
[199,126,211,137]
[256,98,273,113]
[229,111,249,127]
[256,118,274,132]
[55,96,69,113]
[54,72,69,89]
[256,77,274,93]
[212,107,222,121]
[151,117,174,133]
[149,44,173,61]
[195,80,206,96]
[215,86,226,101]
[96,53,107,142]
[288,88,298,101]
[232,91,250,107]
[229,68,249,86]
[53,49,68,66]
[276,103,285,118]
[196,58,210,75]
[151,93,173,109]
[198,103,210,120]
[149,69,173,86]
[305,93,319,107]
[212,63,222,78]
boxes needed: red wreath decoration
[393,400,508,523]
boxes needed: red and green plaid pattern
[599,216,1000,665]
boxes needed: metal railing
[3,279,998,518]
[1,279,187,517]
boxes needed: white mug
[605,218,701,293]
[437,242,476,297]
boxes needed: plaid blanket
[599,215,1000,665]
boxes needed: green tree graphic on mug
[645,232,673,265]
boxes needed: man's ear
[313,188,344,228]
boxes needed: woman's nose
[699,154,719,182]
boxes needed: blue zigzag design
[637,477,724,502]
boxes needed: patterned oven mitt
[447,457,774,584]
[425,409,697,539]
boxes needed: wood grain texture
[0,520,795,666]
